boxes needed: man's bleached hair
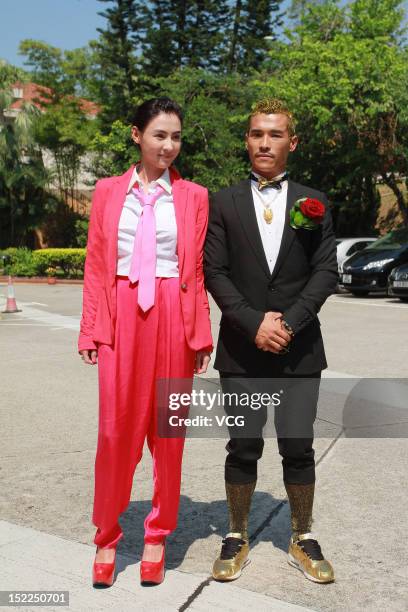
[248,99,296,136]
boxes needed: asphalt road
[0,282,407,611]
[1,282,407,374]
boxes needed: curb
[0,276,84,285]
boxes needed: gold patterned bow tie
[250,172,288,191]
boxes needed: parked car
[336,237,377,272]
[388,263,408,302]
[340,228,408,296]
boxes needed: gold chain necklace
[252,173,287,224]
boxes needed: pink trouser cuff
[94,525,123,549]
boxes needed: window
[346,241,371,256]
[368,229,408,251]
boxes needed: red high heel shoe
[140,543,165,585]
[92,547,116,588]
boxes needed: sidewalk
[0,521,313,612]
[0,276,83,285]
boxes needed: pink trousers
[93,277,195,548]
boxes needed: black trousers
[220,372,321,486]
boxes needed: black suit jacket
[204,178,338,375]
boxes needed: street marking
[0,323,49,326]
[328,296,408,309]
[324,369,357,379]
[0,323,71,330]
[0,301,79,330]
[1,303,403,380]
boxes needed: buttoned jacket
[204,179,338,374]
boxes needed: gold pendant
[263,208,273,224]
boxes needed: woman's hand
[80,349,98,365]
[195,350,211,374]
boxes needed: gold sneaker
[288,533,335,583]
[212,532,250,581]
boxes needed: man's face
[246,113,298,178]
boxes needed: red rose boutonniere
[290,197,326,230]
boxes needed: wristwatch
[281,319,295,337]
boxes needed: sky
[0,0,105,68]
[0,0,294,70]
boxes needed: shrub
[0,248,37,277]
[0,248,86,278]
[32,249,86,278]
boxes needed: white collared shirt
[251,171,288,276]
[116,166,179,277]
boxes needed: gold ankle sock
[284,482,315,540]
[226,481,256,542]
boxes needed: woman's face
[132,112,182,170]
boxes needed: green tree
[0,59,26,89]
[18,40,64,93]
[290,0,346,40]
[93,0,145,126]
[256,0,408,233]
[61,47,101,99]
[227,0,285,72]
[89,119,136,177]
[187,0,231,69]
[19,39,103,102]
[34,98,98,204]
[140,0,285,75]
[141,0,176,76]
[350,0,405,40]
[18,41,100,203]
[141,1,230,75]
[0,76,53,247]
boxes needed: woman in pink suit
[78,97,213,587]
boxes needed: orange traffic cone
[2,276,22,313]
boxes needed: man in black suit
[204,99,338,583]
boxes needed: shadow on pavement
[115,491,288,575]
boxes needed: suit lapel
[233,179,271,279]
[107,165,135,279]
[269,179,298,282]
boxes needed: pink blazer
[78,165,213,353]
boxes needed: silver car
[337,237,377,273]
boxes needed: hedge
[0,248,86,278]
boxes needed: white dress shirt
[116,166,179,277]
[251,171,288,276]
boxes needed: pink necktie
[128,184,164,312]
